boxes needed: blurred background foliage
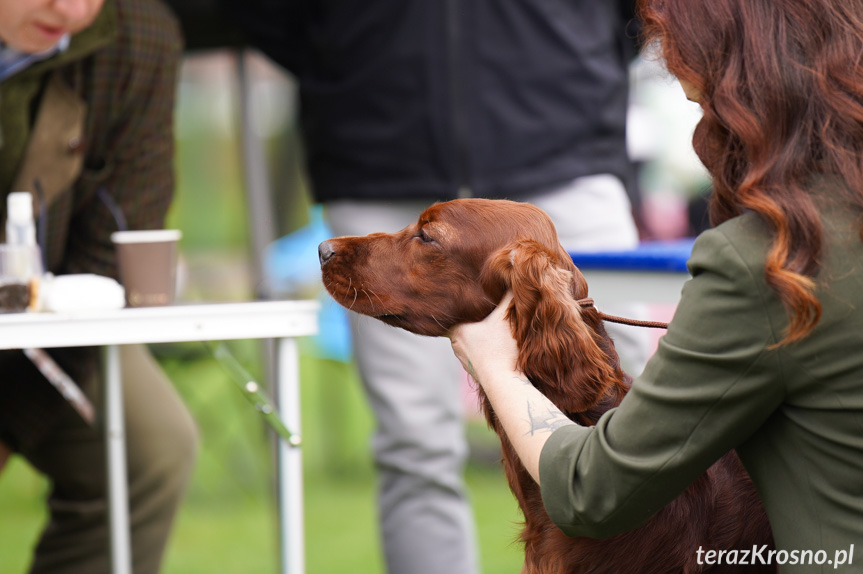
[0,51,523,574]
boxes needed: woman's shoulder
[689,212,771,278]
[710,211,771,246]
[694,184,857,268]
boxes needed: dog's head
[319,199,573,334]
[320,198,628,415]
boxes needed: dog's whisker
[361,289,378,312]
[369,289,386,307]
[358,289,377,313]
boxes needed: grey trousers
[327,202,479,574]
[16,344,198,574]
[325,174,645,574]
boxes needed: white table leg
[103,345,132,574]
[276,337,304,574]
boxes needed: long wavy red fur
[320,199,775,573]
[479,238,772,574]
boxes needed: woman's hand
[449,291,576,484]
[449,292,521,385]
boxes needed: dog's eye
[418,228,434,243]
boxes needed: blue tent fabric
[313,293,353,362]
[569,238,695,273]
[264,206,353,362]
[265,205,335,293]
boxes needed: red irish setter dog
[319,198,774,573]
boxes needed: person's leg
[326,200,480,574]
[527,174,651,376]
[22,344,197,574]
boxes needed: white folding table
[0,300,319,574]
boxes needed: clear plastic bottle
[6,191,37,246]
[2,191,43,311]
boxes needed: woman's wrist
[475,367,576,484]
[466,359,523,391]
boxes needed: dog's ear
[554,244,590,301]
[482,240,618,414]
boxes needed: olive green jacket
[0,0,182,450]
[0,0,182,277]
[540,178,863,572]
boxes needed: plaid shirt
[0,0,183,449]
[0,0,182,278]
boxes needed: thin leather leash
[577,298,669,330]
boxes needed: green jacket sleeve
[539,222,787,538]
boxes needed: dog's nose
[318,241,336,265]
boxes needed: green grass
[0,348,524,574]
[0,458,49,574]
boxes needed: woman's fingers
[450,292,518,382]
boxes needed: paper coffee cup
[111,229,182,307]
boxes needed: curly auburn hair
[637,0,863,344]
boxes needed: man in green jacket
[0,1,197,572]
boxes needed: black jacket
[232,0,639,203]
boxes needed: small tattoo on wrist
[525,401,573,436]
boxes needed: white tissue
[41,274,126,312]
